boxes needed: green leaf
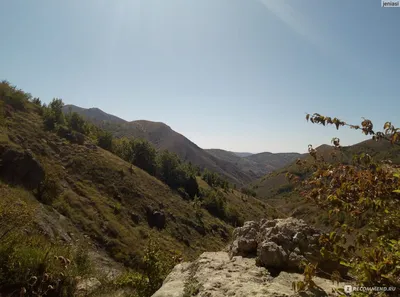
[340,260,351,267]
[393,189,400,194]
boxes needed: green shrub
[0,197,93,296]
[97,131,113,151]
[113,240,179,297]
[202,190,227,220]
[35,175,61,205]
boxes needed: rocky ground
[152,218,349,297]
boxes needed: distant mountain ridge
[205,149,301,178]
[63,105,302,184]
[232,152,253,157]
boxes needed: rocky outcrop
[146,208,166,229]
[0,147,45,189]
[152,252,345,297]
[153,218,347,297]
[229,217,345,275]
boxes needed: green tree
[156,150,199,198]
[66,111,87,134]
[48,98,65,125]
[43,98,65,130]
[130,139,157,176]
[97,131,113,151]
[156,150,181,186]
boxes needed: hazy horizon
[1,0,399,153]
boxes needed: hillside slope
[0,83,276,295]
[1,105,270,263]
[63,105,253,185]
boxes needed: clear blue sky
[1,0,399,153]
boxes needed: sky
[1,0,399,153]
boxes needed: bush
[0,81,29,111]
[66,112,88,135]
[202,169,229,189]
[0,197,93,296]
[113,240,179,297]
[241,187,256,197]
[130,139,157,176]
[156,150,199,199]
[289,113,400,291]
[35,175,61,205]
[202,190,227,219]
[97,131,113,151]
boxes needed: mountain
[232,152,253,157]
[253,139,400,200]
[63,105,254,185]
[0,83,273,295]
[63,104,126,124]
[205,149,301,179]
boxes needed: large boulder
[229,217,345,275]
[146,208,166,230]
[229,221,259,256]
[0,147,45,190]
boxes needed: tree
[48,98,65,125]
[156,150,199,198]
[97,131,113,151]
[66,112,87,134]
[156,150,181,187]
[43,98,65,130]
[130,139,157,176]
[288,113,400,291]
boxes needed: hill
[232,152,253,157]
[250,139,400,231]
[63,105,254,185]
[205,149,301,179]
[0,82,275,296]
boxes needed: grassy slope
[1,103,274,269]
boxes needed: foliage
[0,80,30,111]
[292,262,318,293]
[288,113,400,294]
[201,190,227,219]
[156,150,199,199]
[65,111,89,135]
[113,240,179,297]
[43,98,66,131]
[202,169,230,189]
[240,186,257,197]
[97,130,113,151]
[0,195,93,296]
[35,175,61,205]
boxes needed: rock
[0,147,45,190]
[229,221,259,257]
[230,217,345,275]
[75,277,101,296]
[147,208,166,229]
[257,241,288,269]
[130,211,141,224]
[152,252,344,297]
